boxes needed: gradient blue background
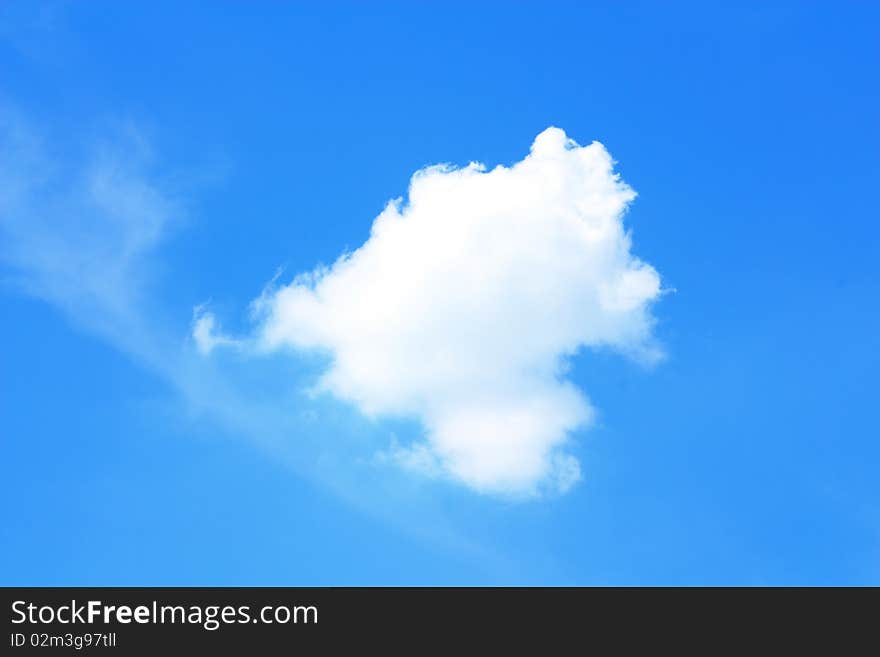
[1,2,878,585]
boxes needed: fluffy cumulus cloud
[240,127,663,495]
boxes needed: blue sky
[1,2,878,585]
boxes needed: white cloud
[249,127,663,496]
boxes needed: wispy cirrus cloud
[0,110,182,367]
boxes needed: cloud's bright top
[224,127,663,495]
